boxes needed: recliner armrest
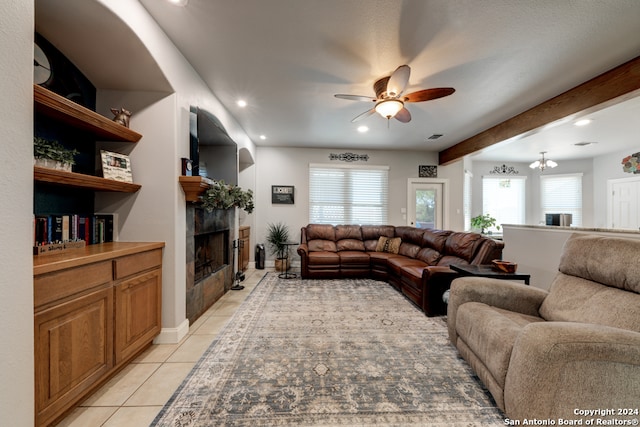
[297,243,309,256]
[504,322,640,421]
[447,277,548,344]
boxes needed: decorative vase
[34,158,72,172]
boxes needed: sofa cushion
[539,273,640,332]
[338,251,370,265]
[337,239,365,251]
[308,239,337,252]
[415,247,442,265]
[421,229,451,252]
[307,251,340,265]
[335,224,363,240]
[558,234,640,294]
[375,236,401,254]
[456,302,545,388]
[306,224,337,252]
[443,232,484,262]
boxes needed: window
[482,176,526,232]
[540,173,583,226]
[309,164,389,225]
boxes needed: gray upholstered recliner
[448,233,640,421]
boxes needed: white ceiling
[45,0,640,162]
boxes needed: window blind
[540,173,583,226]
[309,164,389,225]
[482,176,526,231]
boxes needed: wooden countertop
[34,242,165,276]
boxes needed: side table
[278,242,299,279]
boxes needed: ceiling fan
[335,65,455,123]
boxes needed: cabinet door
[114,269,162,364]
[35,286,113,427]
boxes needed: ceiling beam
[439,56,640,165]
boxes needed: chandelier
[529,151,558,171]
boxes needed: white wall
[0,1,35,425]
[254,147,465,262]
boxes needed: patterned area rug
[152,274,505,426]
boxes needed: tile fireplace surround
[186,205,234,324]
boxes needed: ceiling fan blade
[394,107,411,123]
[351,108,376,123]
[404,87,455,102]
[386,65,411,98]
[335,94,376,102]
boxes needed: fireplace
[186,206,234,324]
[194,230,229,282]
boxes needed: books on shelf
[33,213,118,248]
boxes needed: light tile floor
[56,268,270,427]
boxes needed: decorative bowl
[492,259,517,273]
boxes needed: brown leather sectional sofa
[297,224,504,316]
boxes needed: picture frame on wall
[100,150,133,183]
[272,185,295,204]
[419,165,438,178]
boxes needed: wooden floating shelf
[34,85,142,143]
[35,166,141,193]
[179,176,213,202]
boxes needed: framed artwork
[419,165,438,178]
[272,185,294,204]
[101,150,133,183]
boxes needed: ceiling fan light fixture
[529,151,558,171]
[375,99,403,119]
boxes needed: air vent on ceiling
[427,134,443,140]
[574,141,597,146]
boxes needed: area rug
[151,274,505,426]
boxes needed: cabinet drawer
[239,226,250,239]
[113,249,162,279]
[34,261,112,309]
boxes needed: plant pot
[34,158,72,172]
[275,257,290,272]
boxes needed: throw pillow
[375,236,401,254]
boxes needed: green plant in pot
[471,213,500,234]
[201,180,254,214]
[266,222,290,272]
[34,137,79,171]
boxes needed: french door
[407,179,447,229]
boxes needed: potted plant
[34,137,78,172]
[266,222,290,271]
[201,180,254,214]
[471,214,500,234]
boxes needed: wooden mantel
[179,176,213,202]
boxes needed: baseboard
[154,318,190,344]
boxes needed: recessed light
[357,126,369,133]
[259,135,267,140]
[167,0,188,6]
[236,100,247,108]
[574,119,592,126]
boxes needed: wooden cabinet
[114,266,162,364]
[238,226,250,272]
[34,242,164,427]
[35,286,113,426]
